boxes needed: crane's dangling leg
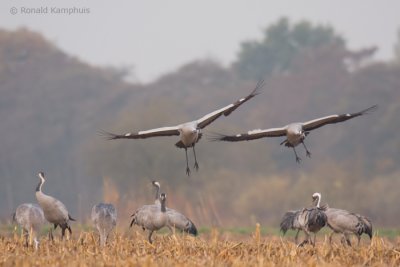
[192,145,199,171]
[292,147,301,163]
[301,141,311,158]
[185,148,191,176]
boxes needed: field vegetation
[1,225,400,266]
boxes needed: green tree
[233,18,345,80]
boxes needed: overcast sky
[1,0,400,82]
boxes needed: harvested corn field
[1,226,400,266]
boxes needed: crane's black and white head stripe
[160,193,166,200]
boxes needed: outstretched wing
[208,127,287,142]
[302,105,377,131]
[196,80,264,129]
[99,126,180,140]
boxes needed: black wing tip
[205,132,227,142]
[362,104,378,115]
[249,79,265,97]
[254,78,265,92]
[68,214,76,221]
[97,129,120,140]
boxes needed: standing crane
[280,193,327,246]
[130,193,168,243]
[35,172,75,240]
[152,181,197,236]
[312,193,372,246]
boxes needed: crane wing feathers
[303,105,377,131]
[196,79,264,129]
[99,126,180,140]
[208,127,287,142]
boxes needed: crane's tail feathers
[68,214,76,221]
[129,218,135,228]
[12,212,16,223]
[185,221,198,236]
[280,211,296,235]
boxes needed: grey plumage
[152,181,197,236]
[313,194,372,246]
[130,193,168,243]
[100,80,263,176]
[209,105,377,163]
[35,172,75,240]
[91,203,117,246]
[280,193,327,246]
[13,203,45,249]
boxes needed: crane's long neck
[154,185,160,202]
[36,178,44,192]
[161,198,166,212]
[316,194,321,208]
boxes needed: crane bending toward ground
[152,181,197,236]
[101,80,264,175]
[209,105,377,163]
[91,203,117,246]
[130,193,168,243]
[13,203,45,249]
[312,193,372,246]
[280,193,327,246]
[35,172,75,240]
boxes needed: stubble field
[1,225,400,267]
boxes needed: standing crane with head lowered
[35,172,75,240]
[91,203,117,246]
[13,203,45,249]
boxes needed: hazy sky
[1,0,400,82]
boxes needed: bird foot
[186,167,191,176]
[194,162,199,171]
[306,151,311,158]
[296,157,302,163]
[297,240,308,247]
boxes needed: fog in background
[0,1,399,228]
[2,0,400,82]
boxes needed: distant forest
[1,18,399,227]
